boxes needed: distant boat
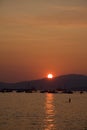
[25,90,32,93]
[40,90,58,93]
[62,90,73,94]
[0,89,13,93]
[80,91,83,94]
[40,90,47,93]
[16,90,24,93]
[48,90,58,94]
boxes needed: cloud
[0,9,87,28]
[0,0,87,28]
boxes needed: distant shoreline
[0,74,87,91]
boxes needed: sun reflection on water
[44,93,55,130]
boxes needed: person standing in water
[69,98,71,103]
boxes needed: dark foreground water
[0,92,87,130]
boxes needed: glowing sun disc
[48,74,53,79]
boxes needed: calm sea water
[0,92,87,130]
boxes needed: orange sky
[0,0,87,82]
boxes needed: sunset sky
[0,0,87,82]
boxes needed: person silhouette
[69,98,71,103]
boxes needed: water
[0,92,87,130]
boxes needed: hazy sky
[0,0,87,82]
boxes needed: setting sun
[47,74,53,79]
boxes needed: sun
[47,74,53,79]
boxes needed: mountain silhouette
[0,74,87,91]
